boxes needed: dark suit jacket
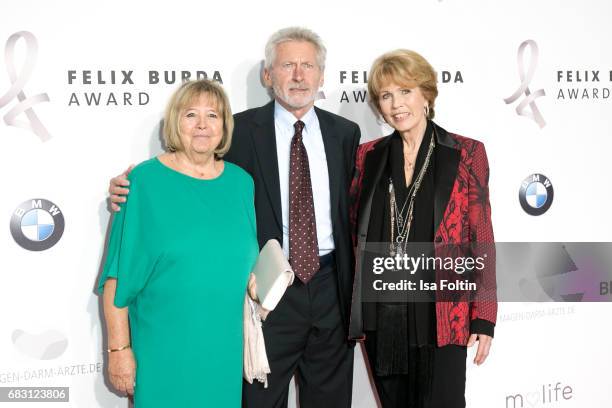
[224,100,361,333]
[348,121,497,346]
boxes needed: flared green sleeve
[98,169,157,308]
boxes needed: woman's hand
[108,348,136,396]
[247,273,258,302]
[467,333,492,366]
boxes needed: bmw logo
[10,199,65,251]
[519,174,554,216]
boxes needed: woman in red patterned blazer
[348,49,497,408]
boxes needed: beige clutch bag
[252,239,294,311]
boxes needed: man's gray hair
[264,27,327,70]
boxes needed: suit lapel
[316,107,342,229]
[357,136,391,240]
[252,101,283,231]
[433,123,460,236]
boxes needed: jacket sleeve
[467,141,497,330]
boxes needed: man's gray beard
[272,84,317,110]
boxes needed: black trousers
[365,333,467,408]
[243,255,354,408]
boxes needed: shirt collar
[274,100,317,132]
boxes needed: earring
[424,105,430,118]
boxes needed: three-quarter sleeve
[98,171,157,308]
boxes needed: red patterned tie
[289,120,319,283]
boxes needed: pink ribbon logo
[504,40,546,129]
[0,31,51,141]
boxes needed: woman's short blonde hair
[368,49,438,119]
[163,79,233,158]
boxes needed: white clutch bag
[252,239,294,311]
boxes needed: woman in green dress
[99,79,259,407]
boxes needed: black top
[389,123,437,347]
[364,121,437,375]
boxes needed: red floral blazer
[348,122,497,346]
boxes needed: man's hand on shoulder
[109,165,134,212]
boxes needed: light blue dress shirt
[274,101,334,257]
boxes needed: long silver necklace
[389,130,435,257]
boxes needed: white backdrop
[2,0,612,406]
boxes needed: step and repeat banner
[1,0,611,406]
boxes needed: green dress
[98,158,258,407]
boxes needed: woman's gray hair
[264,27,327,70]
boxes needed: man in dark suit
[228,27,360,408]
[109,27,360,408]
